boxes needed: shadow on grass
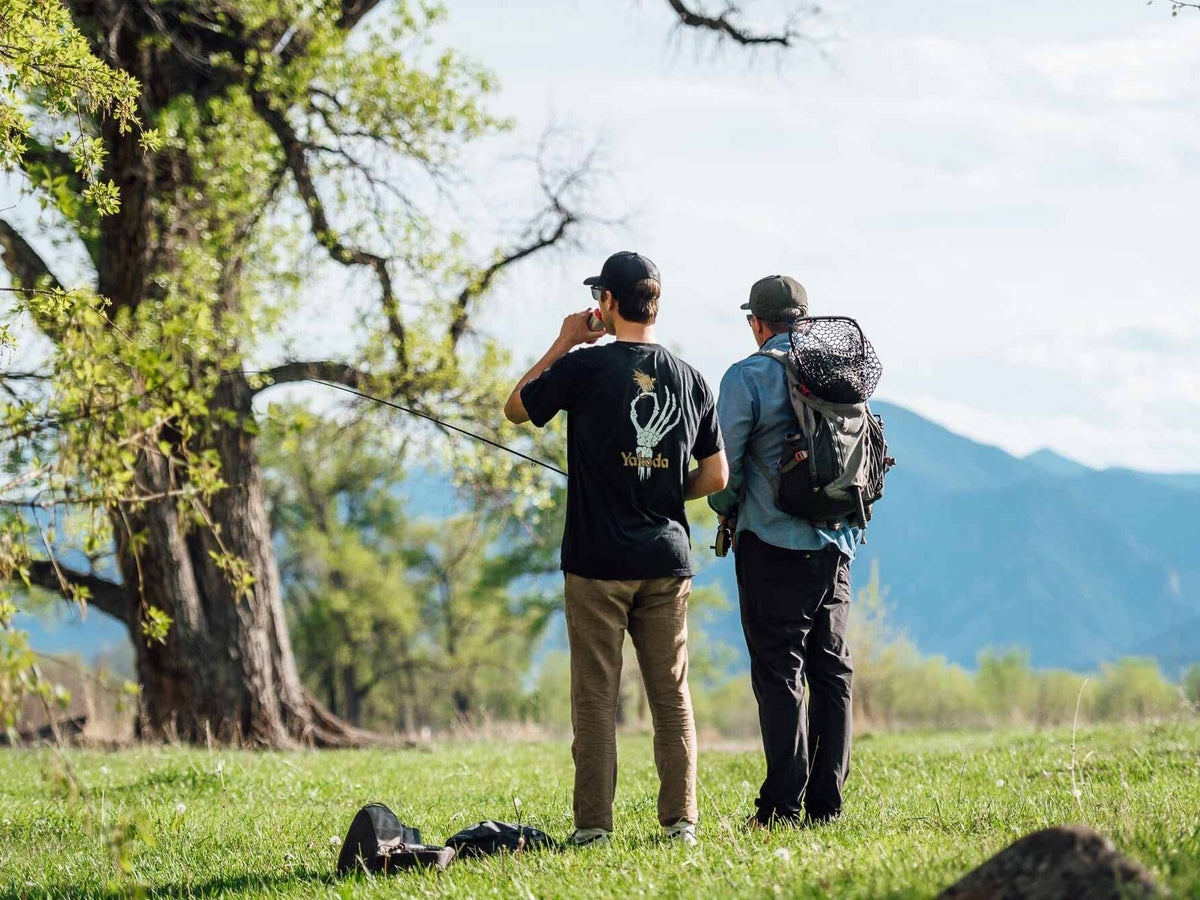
[0,868,334,900]
[146,869,337,899]
[98,768,226,798]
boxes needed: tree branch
[664,0,806,46]
[23,559,131,624]
[447,134,598,348]
[448,223,574,348]
[0,219,64,295]
[19,138,84,196]
[0,369,50,401]
[250,90,408,370]
[241,0,388,63]
[336,0,389,31]
[252,360,371,394]
[17,138,102,269]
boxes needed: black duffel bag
[445,820,557,858]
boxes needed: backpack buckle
[779,449,809,474]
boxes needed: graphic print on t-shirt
[625,368,681,480]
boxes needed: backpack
[755,316,894,539]
[336,803,455,874]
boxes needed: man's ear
[750,316,767,345]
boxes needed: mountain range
[698,401,1200,676]
[18,402,1200,678]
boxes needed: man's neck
[613,319,657,344]
[756,332,783,349]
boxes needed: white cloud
[151,2,1200,472]
[1020,26,1200,104]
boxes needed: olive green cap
[741,275,808,322]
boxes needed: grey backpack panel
[756,339,893,534]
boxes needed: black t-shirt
[521,341,723,580]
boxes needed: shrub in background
[1184,664,1200,712]
[1091,658,1181,721]
[976,648,1036,725]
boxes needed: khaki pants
[563,573,698,831]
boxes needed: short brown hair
[613,278,660,324]
[759,316,794,336]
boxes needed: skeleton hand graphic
[629,390,681,480]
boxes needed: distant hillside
[698,401,1200,675]
[20,404,1200,677]
[1023,448,1090,478]
[15,608,129,663]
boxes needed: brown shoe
[744,813,769,831]
[745,811,802,830]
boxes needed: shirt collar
[764,332,791,351]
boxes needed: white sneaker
[567,827,612,847]
[664,820,697,846]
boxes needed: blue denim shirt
[708,333,859,558]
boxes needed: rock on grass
[937,825,1161,900]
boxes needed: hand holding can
[558,309,606,347]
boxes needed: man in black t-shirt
[504,251,728,848]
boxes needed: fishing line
[305,379,568,478]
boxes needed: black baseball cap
[583,251,660,296]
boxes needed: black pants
[735,531,853,822]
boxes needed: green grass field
[2,724,1198,899]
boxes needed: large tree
[0,0,805,747]
[260,406,562,732]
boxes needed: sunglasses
[590,285,604,302]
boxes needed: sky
[3,0,1197,663]
[4,0,1198,472]
[400,0,1200,473]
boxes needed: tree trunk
[342,666,362,727]
[115,375,364,747]
[49,4,364,747]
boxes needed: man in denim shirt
[708,275,857,827]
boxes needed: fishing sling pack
[336,803,455,875]
[445,820,557,858]
[756,316,894,536]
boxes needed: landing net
[787,316,882,403]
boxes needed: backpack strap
[753,347,790,367]
[754,348,820,486]
[738,350,795,492]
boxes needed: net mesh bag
[787,316,882,404]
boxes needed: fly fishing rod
[306,310,603,476]
[0,299,567,477]
[307,379,568,478]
